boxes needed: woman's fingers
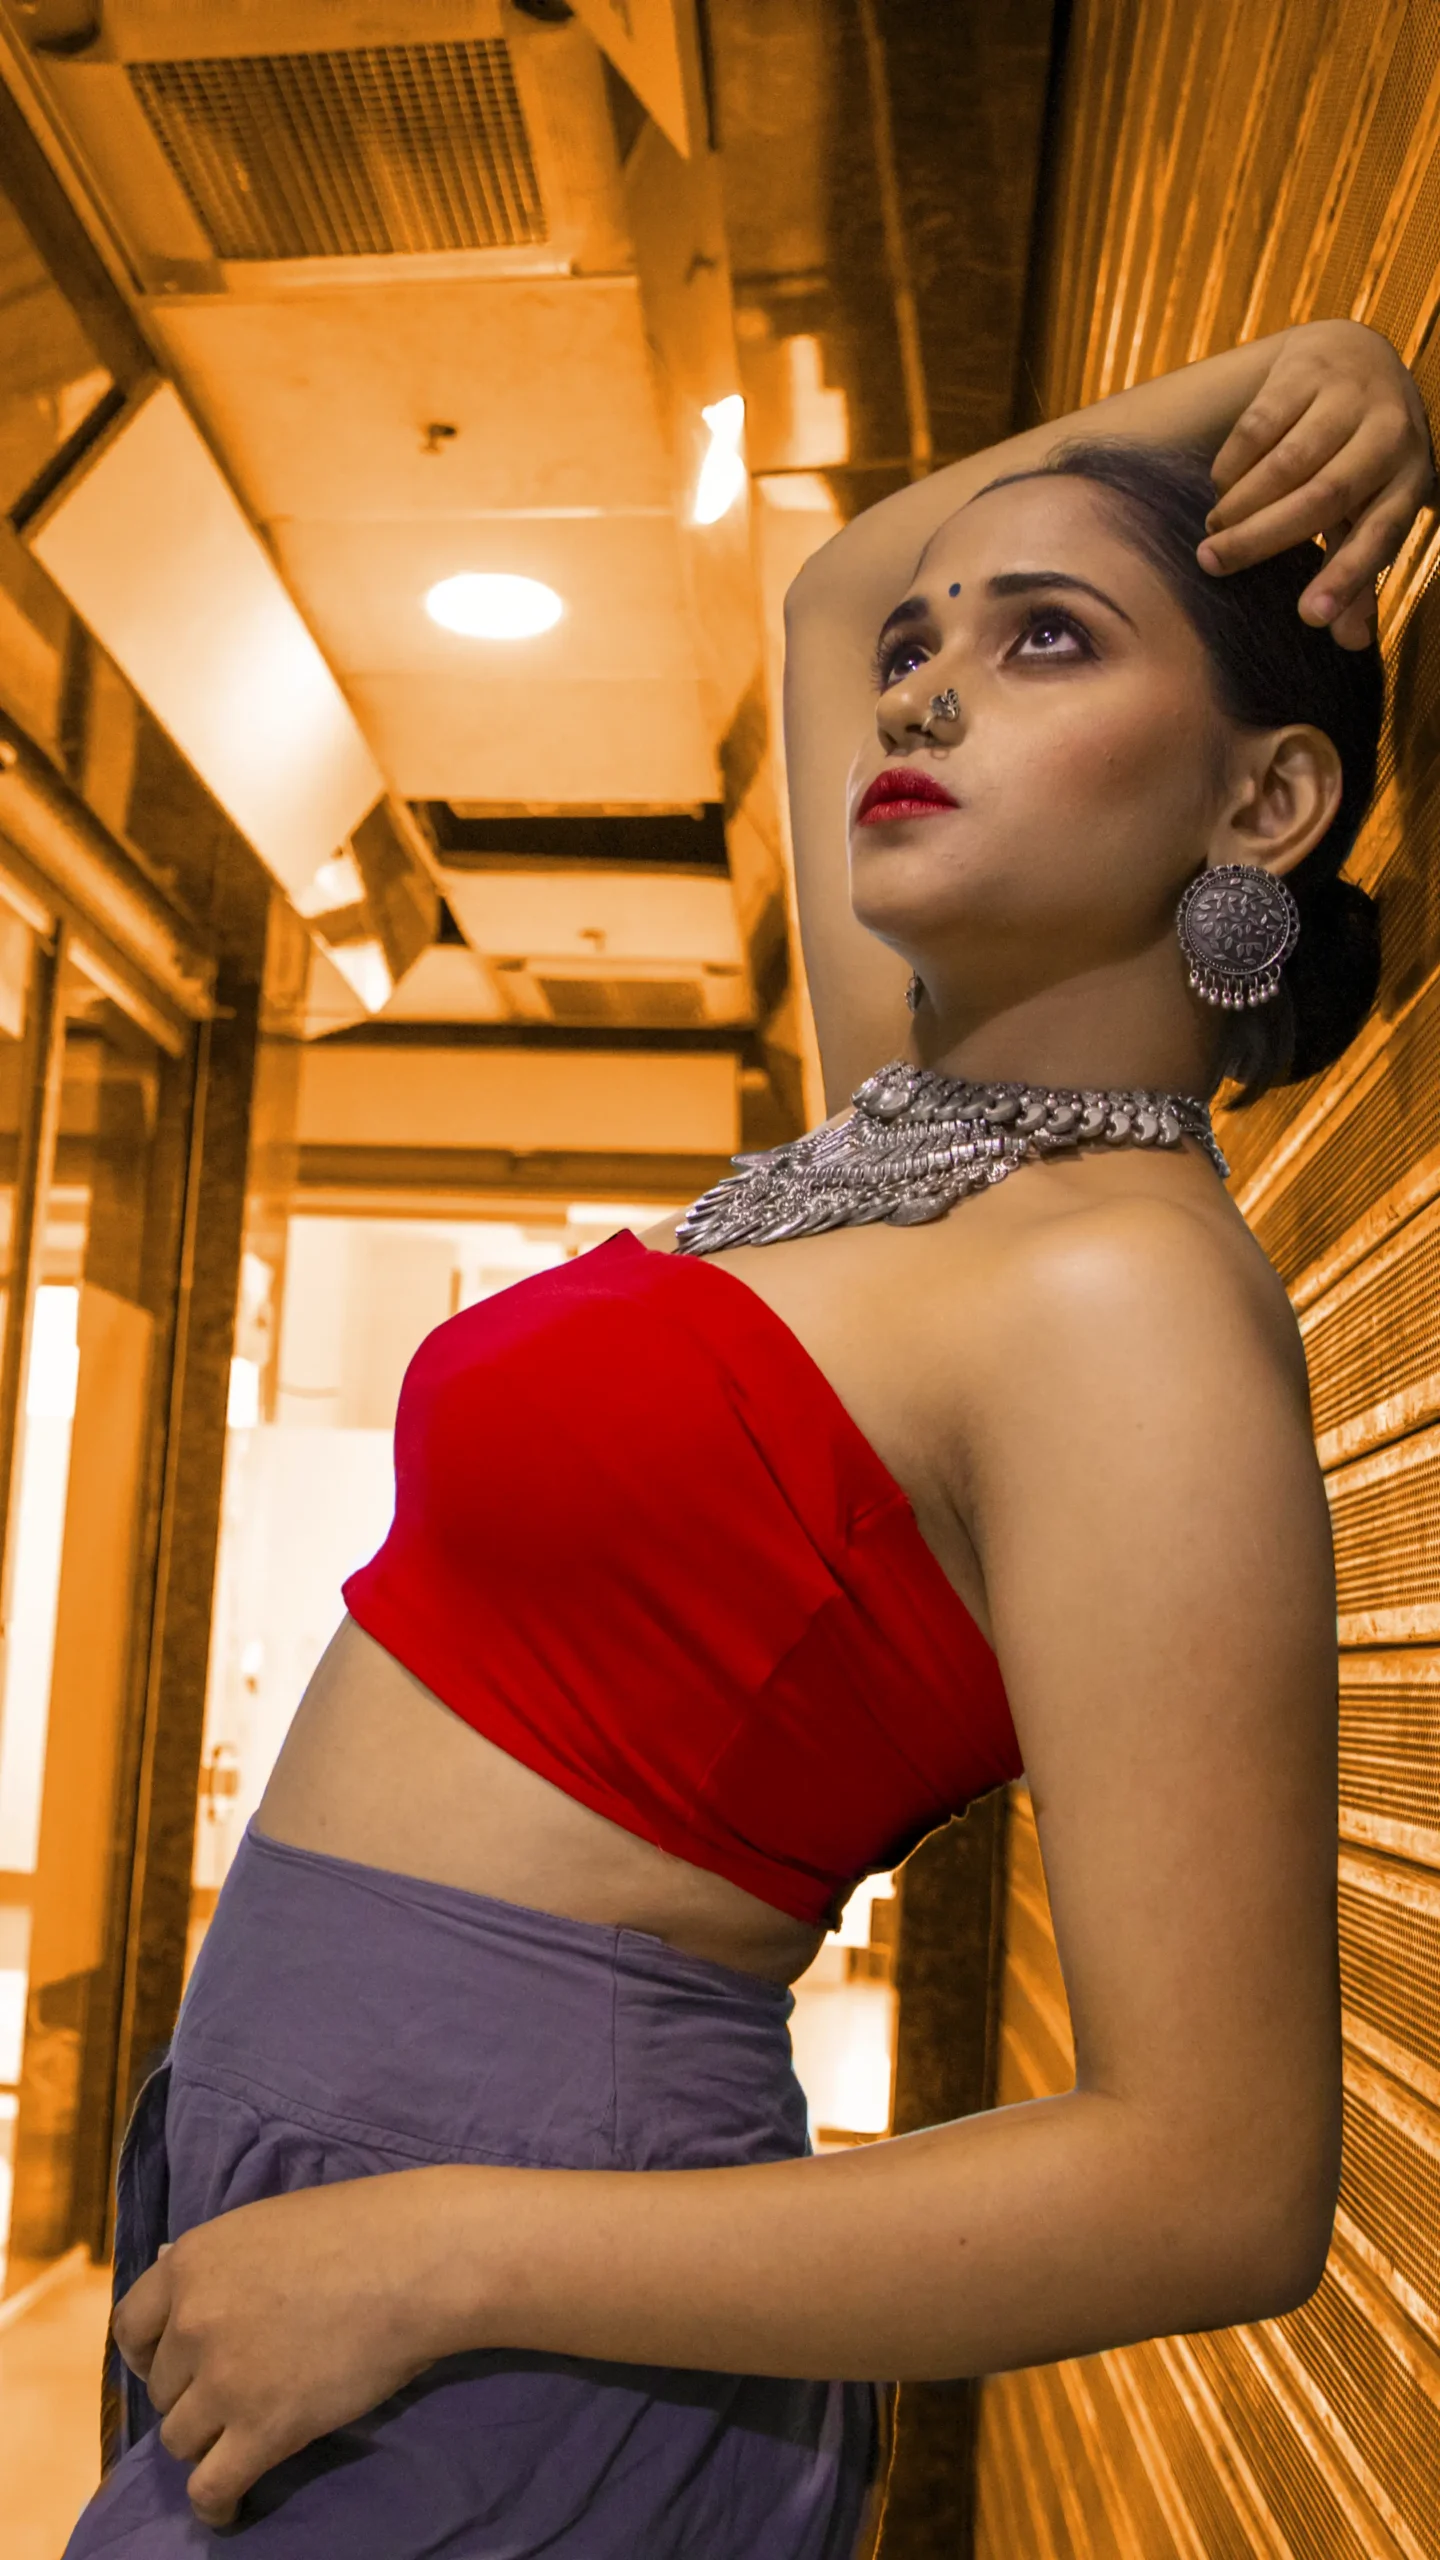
[143,2313,199,2420]
[1199,422,1402,572]
[110,2258,171,2382]
[1206,395,1377,535]
[186,2428,271,2530]
[1301,489,1417,632]
[1316,517,1379,648]
[1202,320,1434,609]
[158,2386,223,2466]
[1328,594,1380,650]
[1210,372,1316,497]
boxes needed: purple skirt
[69,1826,886,2558]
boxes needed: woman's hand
[113,2171,471,2527]
[1200,317,1434,647]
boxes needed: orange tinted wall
[976,4,1440,2553]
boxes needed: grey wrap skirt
[66,1825,886,2557]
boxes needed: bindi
[948,582,961,596]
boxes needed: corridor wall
[974,5,1440,2555]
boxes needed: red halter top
[343,1230,1021,1928]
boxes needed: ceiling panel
[297,1040,739,1154]
[147,267,711,806]
[377,943,506,1022]
[151,279,673,520]
[270,511,698,679]
[440,866,742,965]
[346,672,715,803]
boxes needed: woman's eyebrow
[873,594,931,648]
[988,569,1138,630]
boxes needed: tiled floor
[0,2256,110,2560]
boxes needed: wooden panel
[974,2,1440,2549]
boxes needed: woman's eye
[874,638,931,689]
[1011,609,1093,660]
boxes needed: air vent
[128,42,545,261]
[535,977,710,1029]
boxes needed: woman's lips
[855,767,960,824]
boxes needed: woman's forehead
[920,472,1131,576]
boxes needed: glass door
[0,951,181,2294]
[0,906,43,2281]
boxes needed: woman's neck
[913,958,1219,1097]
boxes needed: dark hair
[974,439,1385,1104]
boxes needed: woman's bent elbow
[1206,2179,1338,2328]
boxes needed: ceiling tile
[440,866,742,965]
[270,512,698,679]
[347,672,716,802]
[153,279,674,519]
[379,944,507,1022]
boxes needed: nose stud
[920,688,959,736]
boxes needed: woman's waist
[174,1824,810,2176]
[259,1616,828,1985]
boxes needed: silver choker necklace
[674,1060,1228,1256]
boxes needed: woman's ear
[1215,723,1344,877]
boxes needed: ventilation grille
[129,42,545,261]
[535,977,709,1029]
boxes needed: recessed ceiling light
[425,573,563,638]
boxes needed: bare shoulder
[967,1180,1308,1406]
[922,1173,1321,1554]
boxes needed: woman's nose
[877,674,962,752]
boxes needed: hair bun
[1285,872,1381,1083]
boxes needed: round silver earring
[920,687,960,737]
[1175,864,1301,1009]
[905,971,924,1013]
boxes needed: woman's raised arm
[785,318,1432,1107]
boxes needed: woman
[72,315,1433,2556]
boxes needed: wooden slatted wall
[974,5,1440,2553]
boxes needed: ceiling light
[425,573,563,639]
[28,383,383,900]
[693,395,747,526]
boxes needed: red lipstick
[855,766,959,824]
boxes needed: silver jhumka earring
[920,688,960,736]
[1175,863,1301,1009]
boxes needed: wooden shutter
[974,5,1440,2552]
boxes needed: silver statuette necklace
[674,1060,1228,1256]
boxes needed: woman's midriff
[255,1615,828,1986]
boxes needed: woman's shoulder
[929,1162,1313,1446]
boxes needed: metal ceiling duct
[10,3,628,283]
[127,39,546,261]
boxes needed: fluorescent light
[693,395,747,526]
[425,574,563,639]
[28,384,383,903]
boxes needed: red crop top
[343,1230,1021,1928]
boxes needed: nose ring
[921,688,959,736]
